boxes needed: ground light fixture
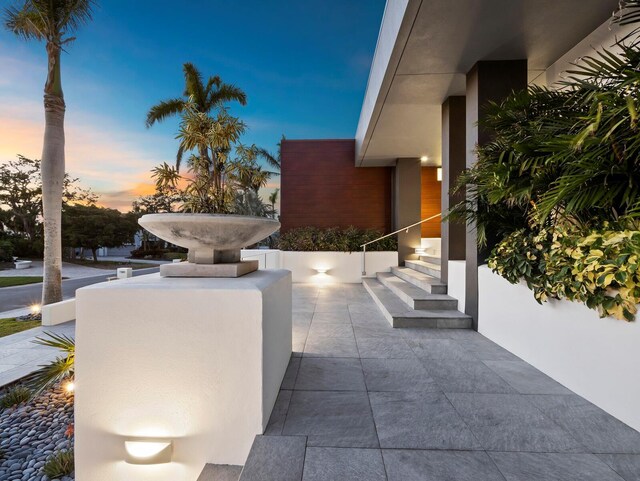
[63,380,75,393]
[124,439,173,465]
[30,304,41,314]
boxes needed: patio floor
[260,283,640,481]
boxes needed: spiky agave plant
[26,332,74,397]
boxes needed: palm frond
[145,98,184,128]
[182,62,206,106]
[25,332,75,397]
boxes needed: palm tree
[4,0,95,305]
[146,63,247,170]
[256,134,285,171]
[269,188,280,216]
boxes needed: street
[0,267,160,312]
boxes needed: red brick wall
[421,166,442,237]
[280,139,392,233]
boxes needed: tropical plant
[146,63,247,170]
[0,386,31,409]
[26,332,74,397]
[268,188,280,217]
[43,450,74,478]
[489,221,640,321]
[4,0,95,305]
[256,134,285,171]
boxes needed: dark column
[441,96,467,284]
[465,60,527,329]
[394,158,421,265]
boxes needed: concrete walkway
[261,283,640,481]
[0,321,75,387]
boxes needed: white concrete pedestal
[74,270,292,481]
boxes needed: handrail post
[362,245,367,276]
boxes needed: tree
[146,63,247,171]
[0,155,97,242]
[62,205,138,262]
[268,188,280,218]
[4,0,95,305]
[256,134,285,171]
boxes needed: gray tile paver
[303,447,387,481]
[265,284,640,480]
[598,454,640,481]
[383,449,506,481]
[489,452,625,481]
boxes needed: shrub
[0,240,14,262]
[0,386,31,409]
[488,223,640,321]
[43,450,74,478]
[130,247,167,259]
[277,226,397,252]
[162,252,187,261]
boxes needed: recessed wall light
[420,156,428,162]
[124,440,173,465]
[437,167,443,182]
[315,268,328,274]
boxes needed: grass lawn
[66,259,158,270]
[0,318,40,338]
[0,277,43,288]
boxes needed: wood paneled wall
[280,140,392,233]
[421,166,442,237]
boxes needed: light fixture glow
[315,268,328,274]
[125,440,173,465]
[64,381,75,393]
[420,155,428,162]
[437,167,443,182]
[30,304,41,314]
[415,248,427,255]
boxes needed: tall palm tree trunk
[41,42,65,305]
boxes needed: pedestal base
[74,270,292,481]
[160,260,259,278]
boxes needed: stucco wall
[478,265,640,432]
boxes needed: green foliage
[0,240,14,262]
[0,386,31,409]
[489,223,640,321]
[62,205,139,261]
[26,332,74,397]
[43,450,74,478]
[162,252,187,261]
[0,318,40,337]
[278,227,398,252]
[0,277,43,288]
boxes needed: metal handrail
[361,212,442,275]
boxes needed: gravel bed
[0,385,74,481]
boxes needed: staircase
[363,253,472,329]
[198,436,305,481]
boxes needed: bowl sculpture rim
[137,213,281,252]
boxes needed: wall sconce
[125,439,173,465]
[437,167,442,182]
[315,268,329,274]
[415,247,427,256]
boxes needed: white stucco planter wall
[478,265,640,432]
[446,260,466,313]
[74,270,292,481]
[280,251,398,283]
[41,299,75,326]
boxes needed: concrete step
[363,278,472,329]
[405,259,441,278]
[391,266,447,294]
[239,435,306,481]
[198,464,243,481]
[376,272,458,310]
[419,254,441,265]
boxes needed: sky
[0,0,386,211]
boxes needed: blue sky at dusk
[0,0,386,210]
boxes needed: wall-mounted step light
[437,167,442,182]
[125,439,173,465]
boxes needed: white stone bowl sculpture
[138,213,280,277]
